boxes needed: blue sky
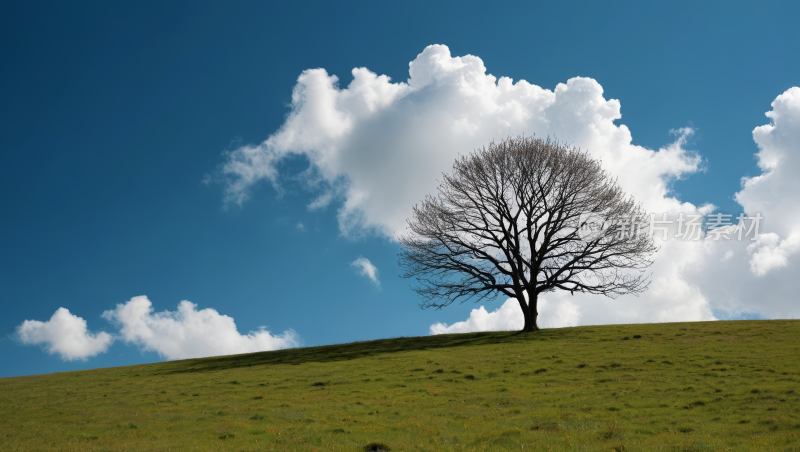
[2,1,799,378]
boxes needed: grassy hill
[1,320,799,451]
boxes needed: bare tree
[398,136,657,332]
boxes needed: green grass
[1,320,799,451]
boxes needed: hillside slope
[1,320,799,451]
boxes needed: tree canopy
[398,136,657,331]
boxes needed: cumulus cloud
[221,45,702,239]
[220,44,800,328]
[747,232,800,276]
[101,296,299,360]
[429,298,579,334]
[735,87,800,273]
[351,256,380,287]
[16,308,114,361]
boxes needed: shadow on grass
[149,319,796,376]
[156,329,561,375]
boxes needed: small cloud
[669,126,695,140]
[430,299,522,334]
[429,298,579,334]
[16,308,114,361]
[698,203,717,215]
[102,296,300,360]
[296,222,306,231]
[351,256,380,287]
[308,191,337,211]
[747,232,800,276]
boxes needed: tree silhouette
[398,136,657,332]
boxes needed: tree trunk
[520,291,540,332]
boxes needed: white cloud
[667,87,800,321]
[747,232,800,276]
[221,45,703,239]
[735,87,800,273]
[101,296,299,360]
[16,308,114,361]
[430,298,579,334]
[220,44,800,328]
[351,256,380,287]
